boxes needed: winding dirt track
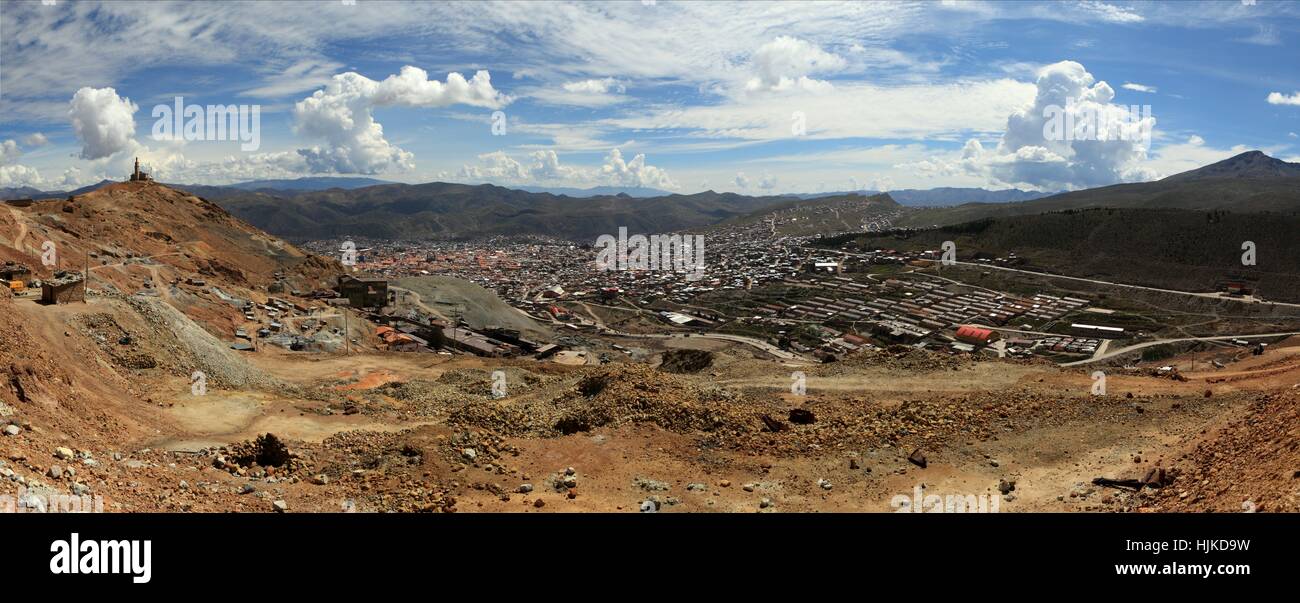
[8,207,29,252]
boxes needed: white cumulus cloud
[295,66,510,174]
[458,148,674,190]
[733,172,750,189]
[1267,91,1300,106]
[0,164,44,188]
[745,36,845,93]
[459,150,580,183]
[68,87,138,160]
[0,140,20,164]
[600,148,677,190]
[909,61,1157,191]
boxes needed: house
[1,262,32,282]
[376,326,421,352]
[337,275,389,308]
[658,311,715,327]
[41,273,85,304]
[1223,281,1251,296]
[808,258,844,274]
[955,325,999,346]
[441,327,512,357]
[1070,323,1125,338]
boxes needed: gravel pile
[821,345,977,375]
[448,364,756,437]
[125,297,282,389]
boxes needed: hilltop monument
[129,157,152,182]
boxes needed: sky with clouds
[2,0,1299,194]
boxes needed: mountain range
[207,182,793,242]
[789,187,1054,206]
[7,151,1295,245]
[516,185,675,198]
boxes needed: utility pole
[344,310,350,355]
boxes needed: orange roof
[955,325,995,342]
[380,331,416,345]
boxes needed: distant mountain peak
[1164,150,1300,182]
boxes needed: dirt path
[10,209,29,253]
[146,264,172,300]
[1063,331,1300,366]
[153,382,439,451]
[248,349,473,387]
[716,363,1046,394]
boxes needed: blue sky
[2,0,1299,193]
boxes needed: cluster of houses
[1034,335,1104,355]
[2,262,88,305]
[734,269,1117,358]
[289,228,1131,362]
[369,317,558,359]
[304,229,812,316]
[316,272,562,359]
[753,275,1088,337]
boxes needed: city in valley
[2,1,1298,519]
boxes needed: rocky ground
[3,182,1297,514]
[5,299,1297,513]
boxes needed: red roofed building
[955,325,999,346]
[376,326,420,352]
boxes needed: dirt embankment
[1136,391,1299,512]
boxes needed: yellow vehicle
[7,280,25,293]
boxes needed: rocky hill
[900,151,1300,227]
[829,206,1300,301]
[1,180,339,292]
[713,192,902,237]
